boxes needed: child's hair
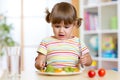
[45,2,82,28]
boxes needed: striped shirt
[37,36,89,68]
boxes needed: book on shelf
[84,11,90,30]
[84,11,99,31]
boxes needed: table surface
[1,70,120,80]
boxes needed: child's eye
[55,25,60,28]
[65,26,69,28]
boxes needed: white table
[1,70,120,80]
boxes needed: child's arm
[80,53,92,66]
[35,53,46,70]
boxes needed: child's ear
[73,21,79,28]
[73,21,77,26]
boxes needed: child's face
[52,21,75,40]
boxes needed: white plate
[36,70,83,76]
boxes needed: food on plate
[39,65,80,73]
[40,69,45,72]
[63,66,79,72]
[98,68,106,77]
[45,65,55,72]
[54,68,63,73]
[88,70,96,78]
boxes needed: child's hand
[79,53,92,66]
[35,53,46,70]
[80,54,87,65]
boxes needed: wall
[0,0,72,71]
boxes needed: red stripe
[46,41,79,47]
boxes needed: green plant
[0,14,16,56]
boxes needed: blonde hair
[45,2,82,28]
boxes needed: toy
[90,60,97,69]
[89,35,98,52]
[91,60,97,66]
[102,50,117,58]
[102,36,117,58]
[102,36,115,51]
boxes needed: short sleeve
[80,41,89,55]
[37,40,47,55]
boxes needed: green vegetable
[63,66,75,72]
[45,65,55,72]
[63,66,70,72]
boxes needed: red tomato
[88,70,96,78]
[98,68,106,77]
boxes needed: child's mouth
[59,34,64,36]
[59,34,65,38]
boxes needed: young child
[35,2,92,70]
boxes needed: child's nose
[59,27,64,32]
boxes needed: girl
[35,2,92,70]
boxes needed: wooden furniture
[72,0,80,37]
[1,70,120,80]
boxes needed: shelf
[101,1,118,6]
[84,30,118,34]
[81,0,120,71]
[101,58,118,61]
[84,5,98,9]
[84,30,99,34]
[100,30,118,33]
[92,57,118,62]
[92,57,100,61]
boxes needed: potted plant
[0,14,16,56]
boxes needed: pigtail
[76,18,83,28]
[45,9,51,23]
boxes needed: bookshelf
[80,0,120,71]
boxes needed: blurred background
[0,0,80,72]
[0,0,120,74]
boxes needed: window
[0,0,71,71]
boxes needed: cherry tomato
[98,68,106,77]
[88,70,96,78]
